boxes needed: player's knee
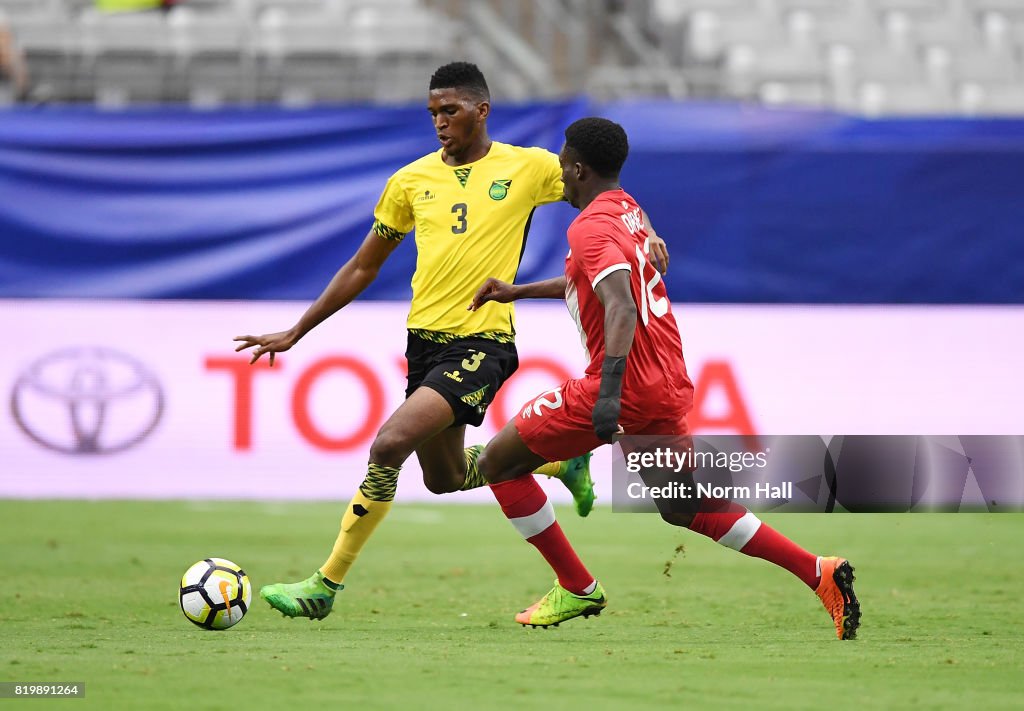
[423,479,457,495]
[368,428,414,468]
[422,469,462,495]
[477,449,494,483]
[477,449,498,484]
[477,450,532,485]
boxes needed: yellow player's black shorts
[405,331,519,428]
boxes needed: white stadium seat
[78,8,172,105]
[924,44,1021,85]
[856,79,955,115]
[725,43,826,97]
[1,0,1020,113]
[758,79,831,106]
[168,8,254,106]
[883,10,983,49]
[786,7,883,49]
[959,80,1024,114]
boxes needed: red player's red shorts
[514,376,690,462]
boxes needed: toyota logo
[10,347,164,455]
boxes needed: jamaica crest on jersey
[489,179,512,200]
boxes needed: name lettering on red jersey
[620,207,645,235]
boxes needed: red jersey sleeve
[567,214,631,291]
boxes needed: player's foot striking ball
[260,571,340,620]
[515,581,607,628]
[815,556,861,640]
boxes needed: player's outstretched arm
[234,229,401,365]
[468,276,567,311]
[591,271,637,441]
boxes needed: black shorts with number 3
[405,332,519,428]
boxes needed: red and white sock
[690,500,820,589]
[490,476,596,595]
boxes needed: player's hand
[592,396,622,443]
[649,234,670,275]
[233,329,299,367]
[469,278,517,311]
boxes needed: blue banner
[2,101,1023,303]
[0,102,584,301]
[602,102,1024,304]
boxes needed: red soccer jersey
[564,188,693,418]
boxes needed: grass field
[2,502,1022,710]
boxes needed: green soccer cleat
[515,581,607,628]
[260,571,341,620]
[558,452,596,517]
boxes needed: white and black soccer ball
[179,558,252,630]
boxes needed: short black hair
[429,62,490,101]
[564,117,629,179]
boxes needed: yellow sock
[319,464,398,584]
[534,460,562,478]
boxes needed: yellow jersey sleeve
[373,171,415,241]
[529,148,565,206]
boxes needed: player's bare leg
[369,386,457,467]
[416,419,472,494]
[414,398,595,515]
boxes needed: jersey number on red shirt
[635,237,668,326]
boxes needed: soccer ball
[179,558,252,630]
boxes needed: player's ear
[476,100,490,121]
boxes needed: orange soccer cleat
[815,556,861,640]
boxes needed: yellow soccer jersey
[373,141,563,338]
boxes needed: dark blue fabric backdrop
[2,101,1022,303]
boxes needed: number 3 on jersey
[451,203,468,234]
[635,237,668,326]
